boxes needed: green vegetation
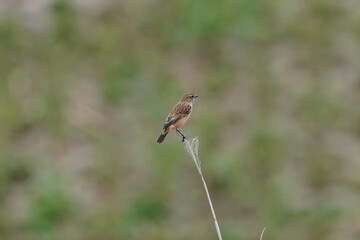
[0,0,359,239]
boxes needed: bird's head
[181,93,198,103]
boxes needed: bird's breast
[173,114,190,128]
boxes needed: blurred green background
[1,0,360,239]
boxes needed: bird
[157,93,198,143]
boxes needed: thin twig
[176,132,223,240]
[260,227,266,240]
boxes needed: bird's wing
[163,115,182,130]
[163,102,192,130]
[171,102,192,115]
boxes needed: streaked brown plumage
[157,93,198,143]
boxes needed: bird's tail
[157,130,169,144]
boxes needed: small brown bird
[157,93,198,143]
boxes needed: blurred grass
[27,171,71,233]
[0,0,360,239]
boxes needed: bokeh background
[1,0,360,239]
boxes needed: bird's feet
[176,129,187,142]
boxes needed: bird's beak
[194,95,199,98]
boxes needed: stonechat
[157,93,198,143]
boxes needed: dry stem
[176,132,223,240]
